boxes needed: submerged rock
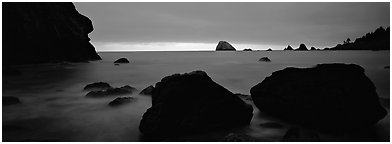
[139,71,253,138]
[216,41,236,51]
[114,58,130,63]
[83,82,112,91]
[250,63,387,132]
[139,85,154,95]
[258,57,271,62]
[109,97,135,106]
[3,96,21,106]
[86,85,136,98]
[3,3,101,65]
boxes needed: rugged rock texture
[139,85,154,95]
[295,44,308,51]
[83,82,112,91]
[114,58,130,63]
[250,63,387,132]
[216,41,236,51]
[3,2,101,65]
[284,45,294,50]
[139,71,253,138]
[258,57,271,62]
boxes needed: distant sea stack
[295,44,308,51]
[216,41,236,51]
[284,45,294,50]
[3,2,101,65]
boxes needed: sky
[74,2,390,51]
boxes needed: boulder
[108,97,135,106]
[83,82,112,91]
[216,41,236,51]
[310,47,317,50]
[139,71,253,138]
[243,48,252,51]
[250,63,387,132]
[3,96,21,106]
[295,44,308,51]
[114,58,130,63]
[85,85,136,98]
[258,57,271,62]
[139,85,154,95]
[284,45,294,50]
[266,48,272,51]
[3,3,101,65]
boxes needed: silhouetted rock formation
[109,97,134,106]
[3,96,21,106]
[250,63,387,132]
[295,44,308,51]
[258,57,271,62]
[266,48,272,51]
[243,48,252,51]
[83,82,112,91]
[139,71,253,138]
[324,27,390,50]
[86,85,136,98]
[216,41,236,51]
[139,85,154,95]
[310,47,316,50]
[284,45,294,50]
[3,2,101,65]
[114,58,130,63]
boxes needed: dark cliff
[3,2,101,65]
[324,27,390,51]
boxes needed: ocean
[2,51,390,141]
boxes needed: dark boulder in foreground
[3,96,21,106]
[250,63,387,132]
[295,44,308,51]
[109,97,135,106]
[83,82,112,91]
[3,3,101,65]
[216,41,236,51]
[258,57,271,62]
[139,71,253,138]
[114,58,130,63]
[139,85,154,95]
[86,85,136,98]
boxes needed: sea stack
[250,63,387,132]
[284,45,294,50]
[295,44,308,51]
[3,2,101,65]
[216,41,236,51]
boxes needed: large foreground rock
[139,71,253,138]
[216,41,236,51]
[250,63,387,131]
[3,2,101,64]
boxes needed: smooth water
[3,51,390,141]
